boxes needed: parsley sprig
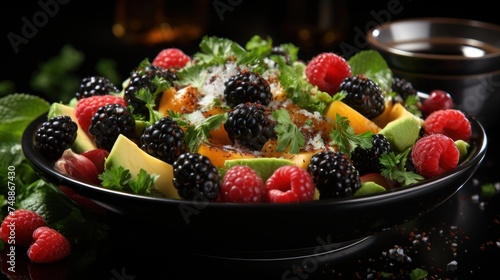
[99,165,159,195]
[329,113,373,158]
[169,111,228,152]
[272,109,305,154]
[380,149,424,186]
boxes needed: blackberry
[75,76,120,100]
[124,64,177,116]
[35,115,78,160]
[89,104,135,151]
[350,134,391,175]
[224,102,277,151]
[307,150,361,199]
[140,117,187,164]
[224,70,272,107]
[392,77,417,101]
[173,152,220,201]
[337,75,385,119]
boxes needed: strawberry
[305,52,351,96]
[424,109,472,142]
[411,134,460,178]
[0,209,47,247]
[74,95,127,134]
[220,165,265,203]
[152,48,191,70]
[265,165,315,203]
[27,227,71,264]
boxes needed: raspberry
[27,226,71,263]
[305,52,351,96]
[265,165,315,203]
[152,48,191,70]
[411,134,460,178]
[420,90,454,116]
[0,209,47,247]
[424,109,471,142]
[220,165,265,203]
[74,95,127,134]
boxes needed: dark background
[1,0,499,103]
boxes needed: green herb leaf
[277,59,334,113]
[99,165,158,195]
[129,169,159,194]
[380,149,424,186]
[272,109,305,154]
[194,36,246,66]
[175,63,208,88]
[0,93,50,169]
[99,165,132,191]
[409,268,428,280]
[329,114,373,158]
[181,113,228,152]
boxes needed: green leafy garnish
[403,94,422,117]
[175,63,208,88]
[131,68,171,123]
[0,93,50,168]
[272,109,305,154]
[380,149,424,186]
[194,36,247,66]
[277,59,335,113]
[348,50,393,93]
[99,165,159,195]
[481,183,497,198]
[329,114,373,158]
[409,268,428,280]
[174,112,228,152]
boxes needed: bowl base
[181,236,374,262]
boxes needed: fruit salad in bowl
[22,35,487,258]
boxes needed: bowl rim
[366,17,500,61]
[21,94,488,211]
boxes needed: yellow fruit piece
[105,134,180,199]
[158,85,198,116]
[260,139,318,169]
[197,142,258,168]
[372,101,424,128]
[324,100,381,134]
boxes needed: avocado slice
[105,134,180,199]
[379,116,421,152]
[48,102,96,153]
[223,158,295,182]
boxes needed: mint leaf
[0,93,50,169]
[348,50,393,92]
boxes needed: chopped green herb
[182,113,228,152]
[380,149,424,186]
[272,109,305,154]
[99,165,158,195]
[329,114,373,158]
[481,183,497,198]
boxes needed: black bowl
[22,105,487,260]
